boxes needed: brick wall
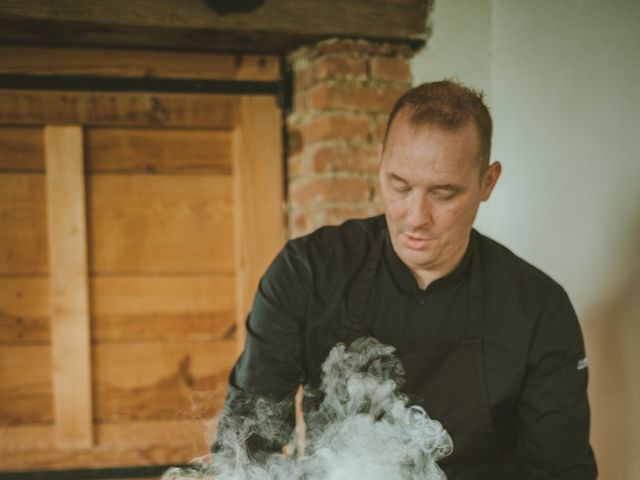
[286,39,413,238]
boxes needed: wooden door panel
[0,126,44,172]
[93,341,236,421]
[91,275,235,342]
[88,174,234,274]
[0,345,53,424]
[0,277,50,344]
[0,174,48,275]
[86,128,232,174]
[0,47,284,470]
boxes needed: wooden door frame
[233,95,287,348]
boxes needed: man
[213,80,597,479]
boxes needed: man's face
[379,114,501,276]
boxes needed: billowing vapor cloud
[164,337,452,480]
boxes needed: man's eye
[393,185,411,193]
[432,191,457,201]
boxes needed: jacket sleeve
[212,240,310,458]
[517,287,598,479]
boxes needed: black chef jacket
[215,215,597,478]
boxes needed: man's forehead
[382,120,484,179]
[386,118,477,151]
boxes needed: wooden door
[0,47,285,470]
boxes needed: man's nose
[406,193,433,229]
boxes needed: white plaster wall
[412,0,492,96]
[412,1,640,477]
[488,0,640,314]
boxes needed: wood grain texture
[0,46,280,81]
[0,420,212,469]
[45,125,94,448]
[94,312,235,343]
[1,339,236,425]
[0,174,48,275]
[0,419,211,452]
[0,91,237,128]
[0,126,44,172]
[88,174,234,274]
[91,275,236,341]
[85,128,232,175]
[97,419,214,449]
[0,275,236,344]
[233,96,286,347]
[0,0,425,34]
[0,0,427,54]
[93,340,236,421]
[0,345,53,424]
[0,277,50,344]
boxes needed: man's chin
[399,246,436,268]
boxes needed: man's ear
[480,161,502,201]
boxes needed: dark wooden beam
[0,0,429,54]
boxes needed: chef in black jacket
[213,80,598,479]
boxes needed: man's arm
[517,287,598,479]
[212,240,310,458]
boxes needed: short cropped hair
[383,79,493,169]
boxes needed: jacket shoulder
[474,230,568,303]
[290,215,385,260]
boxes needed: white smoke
[164,337,452,480]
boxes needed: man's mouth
[401,232,432,250]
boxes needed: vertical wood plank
[44,125,94,448]
[233,97,286,349]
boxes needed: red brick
[287,152,307,178]
[285,125,302,156]
[311,39,414,58]
[312,56,367,82]
[289,205,381,237]
[288,201,385,237]
[294,66,314,92]
[293,92,307,112]
[370,57,411,83]
[289,177,370,206]
[286,38,417,240]
[298,114,371,144]
[290,209,310,237]
[308,83,405,114]
[312,144,380,175]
